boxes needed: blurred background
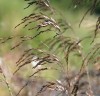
[0,0,99,96]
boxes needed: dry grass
[0,0,100,96]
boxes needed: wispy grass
[0,0,100,96]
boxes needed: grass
[0,0,100,96]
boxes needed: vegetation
[0,0,100,96]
